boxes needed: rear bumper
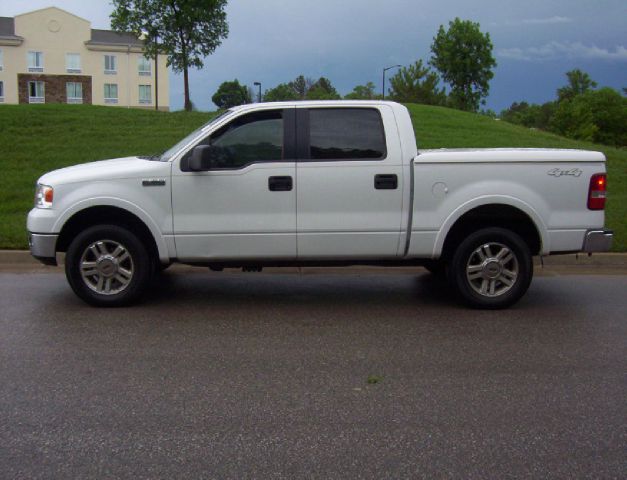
[582,229,613,253]
[28,233,58,266]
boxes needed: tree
[263,83,299,102]
[288,75,314,99]
[344,82,379,100]
[305,77,341,100]
[429,17,496,112]
[263,75,340,102]
[111,0,229,112]
[388,60,447,105]
[557,69,597,102]
[212,79,252,109]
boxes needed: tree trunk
[183,65,191,112]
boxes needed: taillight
[588,173,607,210]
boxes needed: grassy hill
[0,103,624,250]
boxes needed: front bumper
[28,233,58,265]
[582,229,613,253]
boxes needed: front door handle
[374,174,398,190]
[268,176,293,192]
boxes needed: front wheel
[449,227,533,309]
[65,225,152,307]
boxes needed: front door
[295,106,404,259]
[172,108,297,261]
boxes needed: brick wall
[18,74,92,104]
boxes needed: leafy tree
[263,83,299,102]
[500,101,556,130]
[263,75,340,102]
[344,82,379,100]
[429,17,496,112]
[557,69,597,102]
[111,0,229,112]
[388,60,447,106]
[306,77,340,100]
[288,75,313,99]
[550,98,598,142]
[212,79,252,109]
[577,88,627,146]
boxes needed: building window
[104,83,118,104]
[66,53,81,73]
[28,81,45,103]
[0,49,3,71]
[66,82,83,104]
[138,56,151,76]
[139,85,152,104]
[0,81,4,102]
[28,51,44,72]
[104,55,117,74]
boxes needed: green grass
[0,103,624,250]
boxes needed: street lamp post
[382,64,401,100]
[253,82,262,103]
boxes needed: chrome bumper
[28,233,58,265]
[582,229,613,253]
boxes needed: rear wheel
[65,225,152,307]
[449,227,533,309]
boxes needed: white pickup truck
[28,101,612,308]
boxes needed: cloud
[497,42,627,61]
[521,16,573,25]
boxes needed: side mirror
[189,145,214,171]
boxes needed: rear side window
[308,108,386,160]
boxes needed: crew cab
[27,101,613,308]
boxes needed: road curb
[1,249,627,266]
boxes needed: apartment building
[0,6,169,109]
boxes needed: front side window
[66,82,83,103]
[66,53,81,73]
[104,83,118,103]
[104,55,117,74]
[0,81,4,101]
[186,110,284,169]
[138,56,151,76]
[139,85,151,104]
[28,81,45,103]
[308,108,386,160]
[28,51,44,72]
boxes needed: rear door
[295,106,404,259]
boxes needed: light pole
[382,64,401,100]
[254,82,262,103]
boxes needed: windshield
[159,110,233,162]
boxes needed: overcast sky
[1,0,625,112]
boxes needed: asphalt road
[1,269,626,479]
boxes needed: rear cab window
[307,108,387,161]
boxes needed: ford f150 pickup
[27,101,613,308]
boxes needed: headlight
[35,184,54,208]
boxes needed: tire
[65,225,152,307]
[448,227,533,309]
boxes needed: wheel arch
[437,199,546,260]
[55,204,168,263]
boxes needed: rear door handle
[268,176,293,191]
[374,174,398,190]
